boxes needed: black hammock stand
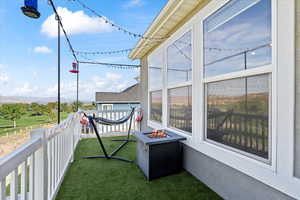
[83,107,135,163]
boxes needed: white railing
[81,109,140,137]
[0,112,81,200]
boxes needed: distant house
[95,83,140,111]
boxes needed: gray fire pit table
[135,130,186,180]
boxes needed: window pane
[206,74,270,159]
[168,86,192,134]
[148,50,163,90]
[167,31,192,85]
[150,90,162,123]
[204,0,272,77]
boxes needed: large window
[204,0,272,160]
[167,31,192,85]
[167,31,192,134]
[168,86,192,133]
[148,49,163,123]
[150,90,162,122]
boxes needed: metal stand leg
[82,113,133,163]
[110,156,132,163]
[82,155,108,159]
[111,112,136,143]
[82,155,133,163]
[111,139,136,142]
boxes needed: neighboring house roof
[95,83,140,103]
[128,0,209,60]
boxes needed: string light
[78,54,140,70]
[64,0,167,41]
[75,48,132,55]
[74,42,160,56]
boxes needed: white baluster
[111,111,114,132]
[48,139,52,197]
[0,178,6,200]
[21,160,28,200]
[58,135,61,179]
[51,139,55,193]
[55,136,58,186]
[31,129,48,200]
[29,155,34,200]
[10,168,18,200]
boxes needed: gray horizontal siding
[183,145,295,200]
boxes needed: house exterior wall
[141,64,295,199]
[140,62,295,200]
[140,57,152,132]
[295,0,300,178]
[138,0,298,199]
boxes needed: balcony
[0,111,221,200]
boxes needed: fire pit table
[135,130,186,180]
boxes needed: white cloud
[12,82,39,96]
[123,0,145,8]
[41,7,113,38]
[106,72,122,81]
[43,72,128,101]
[0,72,8,83]
[33,46,52,54]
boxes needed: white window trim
[146,0,299,198]
[203,65,272,83]
[148,47,164,92]
[165,29,193,136]
[148,89,163,124]
[202,0,273,163]
[102,104,113,111]
[148,47,164,125]
[204,73,273,164]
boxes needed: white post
[31,129,48,200]
[70,125,75,163]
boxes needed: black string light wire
[73,41,160,56]
[79,60,141,69]
[64,0,167,41]
[75,48,133,55]
[48,0,79,63]
[78,54,141,70]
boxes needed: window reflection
[204,0,272,77]
[149,51,163,90]
[168,86,192,134]
[207,74,269,159]
[167,31,192,85]
[150,90,162,123]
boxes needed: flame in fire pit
[147,130,167,138]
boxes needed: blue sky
[0,0,166,101]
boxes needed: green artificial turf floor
[56,136,222,200]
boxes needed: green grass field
[0,112,70,136]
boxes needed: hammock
[82,107,136,163]
[94,108,135,125]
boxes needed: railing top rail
[85,109,138,112]
[0,137,42,179]
[46,113,78,140]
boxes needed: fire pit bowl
[136,130,186,180]
[144,130,170,139]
